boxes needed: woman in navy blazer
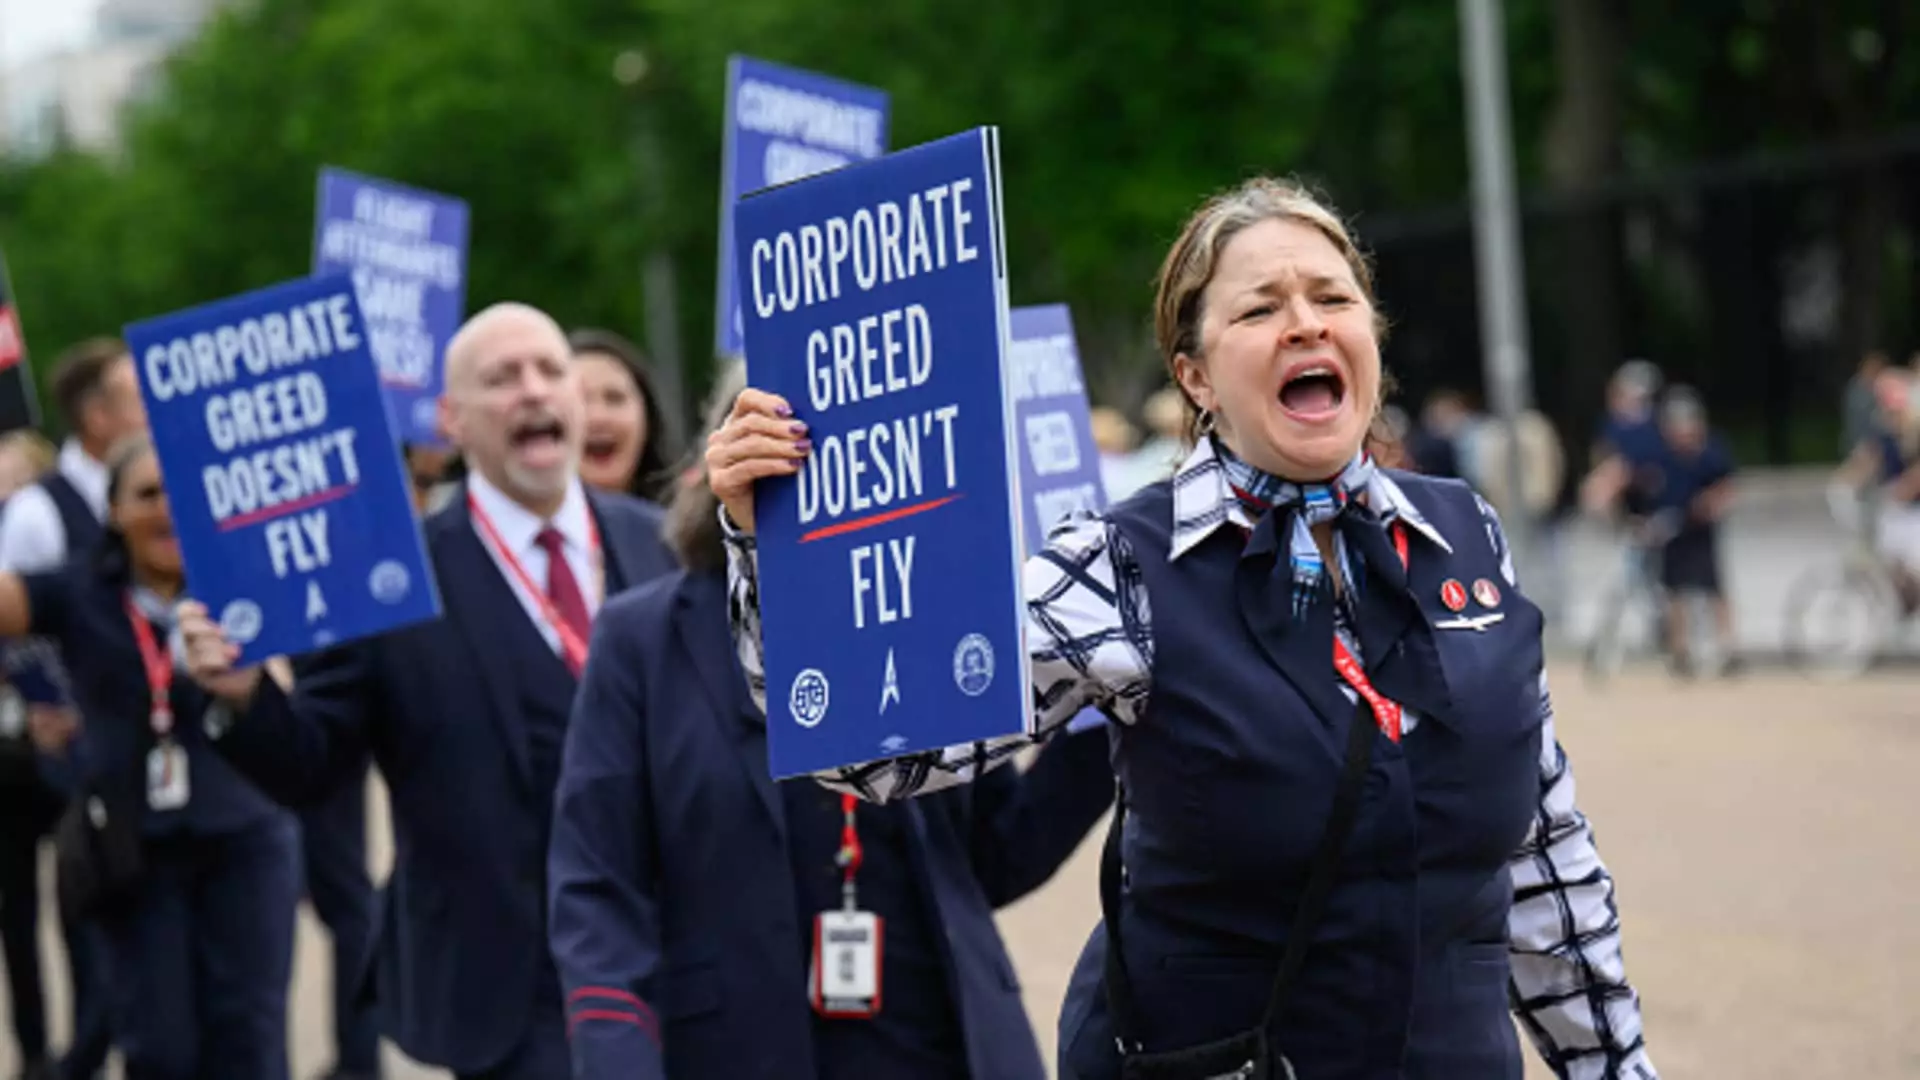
[0,434,299,1080]
[706,179,1658,1079]
[548,364,1115,1079]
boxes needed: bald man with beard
[180,303,678,1079]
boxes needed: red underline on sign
[218,483,358,532]
[800,495,962,543]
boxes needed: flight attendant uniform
[24,564,300,1080]
[728,438,1659,1080]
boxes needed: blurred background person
[0,337,147,1080]
[1372,403,1412,469]
[0,339,146,571]
[0,432,56,504]
[1127,386,1187,487]
[567,329,676,504]
[403,442,459,516]
[1842,350,1891,457]
[0,434,299,1080]
[550,363,1115,1079]
[1088,405,1151,502]
[1832,367,1920,614]
[1646,388,1739,675]
[1404,387,1470,479]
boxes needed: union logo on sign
[790,668,831,728]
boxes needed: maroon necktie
[535,526,592,674]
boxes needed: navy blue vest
[1063,473,1544,1080]
[41,472,105,558]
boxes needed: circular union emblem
[368,560,412,604]
[220,600,264,645]
[1471,577,1502,609]
[953,634,995,697]
[790,668,831,729]
[1438,579,1468,614]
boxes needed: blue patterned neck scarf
[1217,438,1378,615]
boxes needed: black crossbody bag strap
[1100,696,1378,1051]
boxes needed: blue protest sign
[1007,304,1111,735]
[735,127,1023,778]
[123,273,442,667]
[1009,304,1106,554]
[312,167,469,446]
[716,55,889,360]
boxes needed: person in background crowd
[403,442,458,515]
[1089,405,1149,501]
[1127,386,1186,486]
[1580,358,1665,521]
[1371,403,1411,469]
[1405,388,1468,479]
[178,302,677,1080]
[708,177,1655,1079]
[0,431,56,503]
[0,433,300,1080]
[1833,367,1920,613]
[1842,349,1891,457]
[0,337,144,1080]
[1646,388,1739,675]
[549,362,1116,1079]
[0,339,147,571]
[568,329,676,504]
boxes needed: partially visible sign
[0,250,42,433]
[734,127,1024,779]
[1009,304,1106,555]
[1009,304,1113,735]
[312,167,469,446]
[715,55,889,360]
[123,273,442,666]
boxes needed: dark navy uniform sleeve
[19,570,74,644]
[962,726,1113,908]
[210,643,382,808]
[549,604,665,1079]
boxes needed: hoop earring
[1195,409,1217,437]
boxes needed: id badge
[146,740,190,811]
[809,909,883,1018]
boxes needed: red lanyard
[123,594,174,737]
[468,491,603,674]
[835,794,864,910]
[1331,522,1410,742]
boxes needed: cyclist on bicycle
[1831,366,1920,614]
[1645,387,1738,675]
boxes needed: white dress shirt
[465,471,602,659]
[0,439,109,573]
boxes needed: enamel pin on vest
[1435,576,1505,632]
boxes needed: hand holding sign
[706,387,810,533]
[175,599,262,707]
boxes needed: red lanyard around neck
[123,594,174,737]
[467,491,603,674]
[1331,521,1410,742]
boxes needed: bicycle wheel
[1783,563,1890,680]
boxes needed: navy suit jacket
[213,484,675,1074]
[550,569,1115,1079]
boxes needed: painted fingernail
[794,439,813,452]
[789,422,808,436]
[776,404,793,417]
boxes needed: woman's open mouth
[1278,363,1347,423]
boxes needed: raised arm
[707,383,1146,804]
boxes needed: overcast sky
[0,0,100,68]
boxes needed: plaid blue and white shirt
[723,437,1657,1080]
